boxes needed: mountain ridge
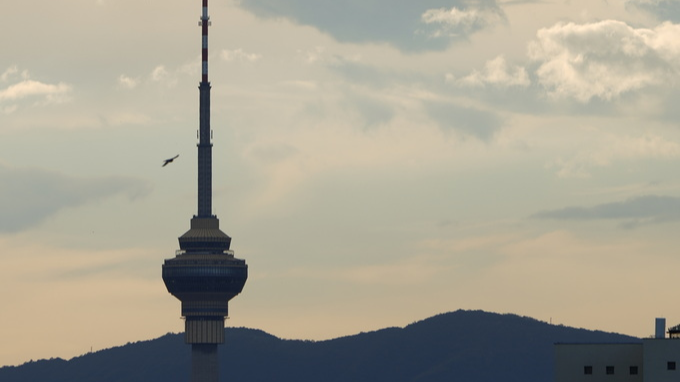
[0,310,640,382]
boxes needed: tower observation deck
[162,1,248,381]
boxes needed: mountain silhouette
[0,310,640,382]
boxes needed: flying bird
[162,154,179,167]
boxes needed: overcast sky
[4,0,680,366]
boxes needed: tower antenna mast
[197,0,212,218]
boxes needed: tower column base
[186,317,225,344]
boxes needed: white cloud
[0,67,69,110]
[0,68,68,102]
[454,55,530,88]
[1,66,18,82]
[528,20,680,102]
[421,6,505,38]
[297,46,332,64]
[117,74,139,89]
[147,61,203,87]
[150,65,178,88]
[151,65,169,82]
[0,79,71,104]
[221,48,262,63]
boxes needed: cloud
[328,58,395,88]
[531,195,680,227]
[150,65,174,86]
[419,3,505,39]
[236,0,506,51]
[149,63,196,86]
[627,0,680,22]
[527,20,680,102]
[498,0,548,3]
[345,92,395,128]
[120,59,200,91]
[1,66,18,82]
[221,48,262,63]
[0,80,71,102]
[452,55,530,88]
[0,165,151,233]
[117,74,139,89]
[425,100,502,140]
[0,67,72,106]
[547,133,680,178]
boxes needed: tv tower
[162,1,248,381]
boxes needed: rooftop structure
[161,2,248,381]
[555,319,680,382]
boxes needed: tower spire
[197,0,212,217]
[201,0,209,84]
[162,2,248,381]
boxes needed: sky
[3,0,680,367]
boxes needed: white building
[556,319,680,382]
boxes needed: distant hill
[0,310,639,382]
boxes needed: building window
[630,366,638,375]
[606,366,615,375]
[668,361,676,370]
[584,366,593,375]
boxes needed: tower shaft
[192,344,218,382]
[162,1,248,382]
[198,82,212,217]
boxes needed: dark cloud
[425,100,502,140]
[502,0,549,4]
[531,195,680,227]
[626,0,680,22]
[300,90,395,130]
[348,94,395,128]
[0,165,151,233]
[330,59,395,88]
[236,0,506,52]
[304,60,399,128]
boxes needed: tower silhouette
[162,1,248,381]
